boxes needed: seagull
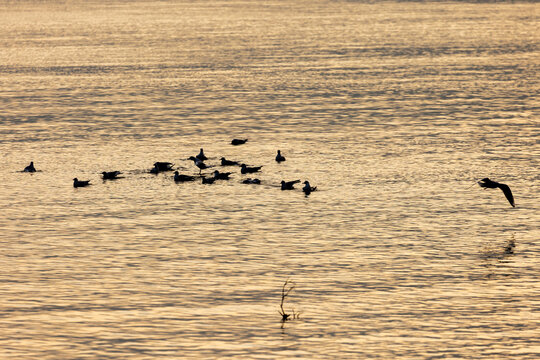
[241,164,262,174]
[242,178,261,184]
[201,176,216,184]
[174,171,195,182]
[196,148,208,161]
[281,179,300,190]
[231,139,248,146]
[275,150,286,163]
[153,162,174,171]
[220,157,240,166]
[73,178,91,188]
[23,161,36,172]
[478,178,515,207]
[101,171,122,180]
[213,170,231,180]
[188,156,211,174]
[302,181,317,195]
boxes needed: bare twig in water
[279,279,300,327]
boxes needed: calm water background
[0,1,538,358]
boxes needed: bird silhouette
[275,150,286,163]
[241,164,262,174]
[478,178,515,207]
[231,139,248,146]
[73,178,91,188]
[23,161,36,172]
[281,180,300,190]
[302,181,317,195]
[174,171,195,182]
[213,170,231,180]
[196,148,207,161]
[102,171,122,180]
[153,162,174,171]
[189,156,211,174]
[220,157,240,166]
[242,178,261,184]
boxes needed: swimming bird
[220,157,240,166]
[149,164,160,174]
[242,178,261,184]
[188,156,211,174]
[213,170,231,180]
[174,171,196,182]
[241,164,262,174]
[201,176,216,184]
[23,161,36,172]
[196,148,208,161]
[102,171,122,180]
[73,178,91,188]
[281,179,300,190]
[231,139,248,146]
[302,181,317,195]
[275,150,286,163]
[153,162,174,171]
[478,178,515,207]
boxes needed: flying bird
[73,178,91,188]
[174,171,195,182]
[101,171,122,180]
[231,139,248,146]
[302,181,317,195]
[23,161,36,172]
[275,150,286,163]
[478,178,515,207]
[281,179,300,190]
[241,164,262,174]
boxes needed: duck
[213,170,231,180]
[73,178,91,188]
[302,181,317,195]
[275,150,286,163]
[220,157,240,166]
[196,148,208,161]
[241,164,262,174]
[231,139,248,146]
[242,178,261,184]
[478,178,515,207]
[281,179,300,190]
[23,161,36,172]
[101,171,122,180]
[174,171,196,182]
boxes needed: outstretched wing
[498,183,515,207]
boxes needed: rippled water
[0,1,538,358]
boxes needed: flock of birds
[21,138,318,196]
[21,138,516,206]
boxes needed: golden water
[0,1,538,358]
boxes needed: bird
[231,139,248,146]
[281,179,300,190]
[188,156,212,174]
[196,148,207,161]
[102,171,122,180]
[201,176,216,184]
[242,178,261,184]
[220,157,240,166]
[478,178,515,207]
[174,171,195,182]
[241,164,262,174]
[149,164,160,174]
[302,181,317,195]
[73,178,91,188]
[275,150,286,163]
[153,162,174,171]
[213,170,231,180]
[23,161,36,172]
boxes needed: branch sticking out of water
[279,279,299,327]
